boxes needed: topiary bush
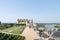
[0,32,25,40]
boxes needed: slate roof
[52,31,60,38]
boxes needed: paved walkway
[22,27,40,40]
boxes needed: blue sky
[0,0,60,23]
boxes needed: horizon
[0,0,60,23]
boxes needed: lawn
[2,26,25,34]
[55,25,60,28]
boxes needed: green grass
[2,26,25,34]
[10,27,24,34]
[39,26,45,28]
[55,26,60,28]
[55,24,60,28]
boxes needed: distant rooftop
[52,31,60,38]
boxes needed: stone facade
[17,19,33,27]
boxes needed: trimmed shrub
[0,32,25,40]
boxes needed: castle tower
[26,20,33,28]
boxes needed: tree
[0,21,1,24]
